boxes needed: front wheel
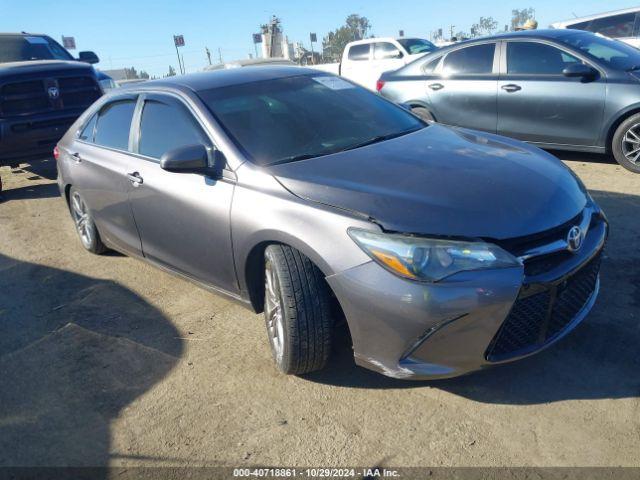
[263,244,333,375]
[612,113,640,173]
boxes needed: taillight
[376,79,385,92]
[53,145,60,160]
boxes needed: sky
[2,0,638,77]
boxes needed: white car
[314,37,438,91]
[551,7,640,48]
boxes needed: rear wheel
[263,244,332,375]
[411,106,435,123]
[612,113,640,173]
[69,187,107,254]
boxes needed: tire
[611,113,640,173]
[263,244,332,375]
[411,106,435,123]
[68,187,107,254]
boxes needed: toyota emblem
[567,226,583,253]
[47,86,60,99]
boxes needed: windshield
[559,32,640,71]
[0,35,73,63]
[397,38,437,55]
[199,74,424,166]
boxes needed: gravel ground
[0,152,638,468]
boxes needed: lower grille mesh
[486,253,601,361]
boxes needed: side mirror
[78,51,100,64]
[160,144,209,173]
[392,49,403,59]
[563,63,597,79]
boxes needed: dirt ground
[0,152,638,468]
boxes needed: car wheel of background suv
[263,244,332,375]
[612,113,640,173]
[69,187,108,254]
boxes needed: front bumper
[326,211,608,380]
[0,111,83,165]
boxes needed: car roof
[551,7,640,28]
[131,65,312,93]
[437,28,590,48]
[0,32,49,37]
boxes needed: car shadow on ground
[548,149,617,166]
[0,253,184,468]
[305,190,640,405]
[1,157,59,202]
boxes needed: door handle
[71,152,82,163]
[429,83,444,91]
[127,172,143,186]
[502,84,522,93]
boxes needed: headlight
[99,79,116,91]
[348,228,520,282]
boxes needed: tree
[139,70,150,80]
[511,8,535,31]
[165,65,176,77]
[471,16,499,37]
[322,14,371,62]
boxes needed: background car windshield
[559,32,640,70]
[397,38,437,54]
[199,74,424,166]
[0,35,73,63]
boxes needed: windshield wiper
[266,127,423,166]
[339,127,423,153]
[266,153,322,167]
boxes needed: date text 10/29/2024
[233,468,400,478]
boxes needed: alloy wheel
[264,259,285,361]
[621,124,640,165]
[71,192,93,249]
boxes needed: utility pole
[205,47,212,65]
[218,47,223,63]
[449,25,455,40]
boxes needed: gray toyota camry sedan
[55,66,608,379]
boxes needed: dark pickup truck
[0,33,104,191]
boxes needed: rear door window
[93,99,137,151]
[138,98,208,159]
[507,42,581,75]
[373,42,402,60]
[348,44,370,61]
[442,43,495,75]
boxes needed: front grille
[0,75,100,116]
[486,252,601,362]
[0,79,49,116]
[58,76,102,108]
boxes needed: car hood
[268,125,588,240]
[0,60,95,79]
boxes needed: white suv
[552,8,640,48]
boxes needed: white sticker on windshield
[25,36,50,45]
[312,76,355,90]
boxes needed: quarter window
[79,114,97,142]
[138,99,208,159]
[373,42,402,60]
[348,44,370,61]
[442,44,495,75]
[93,99,136,151]
[507,42,581,75]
